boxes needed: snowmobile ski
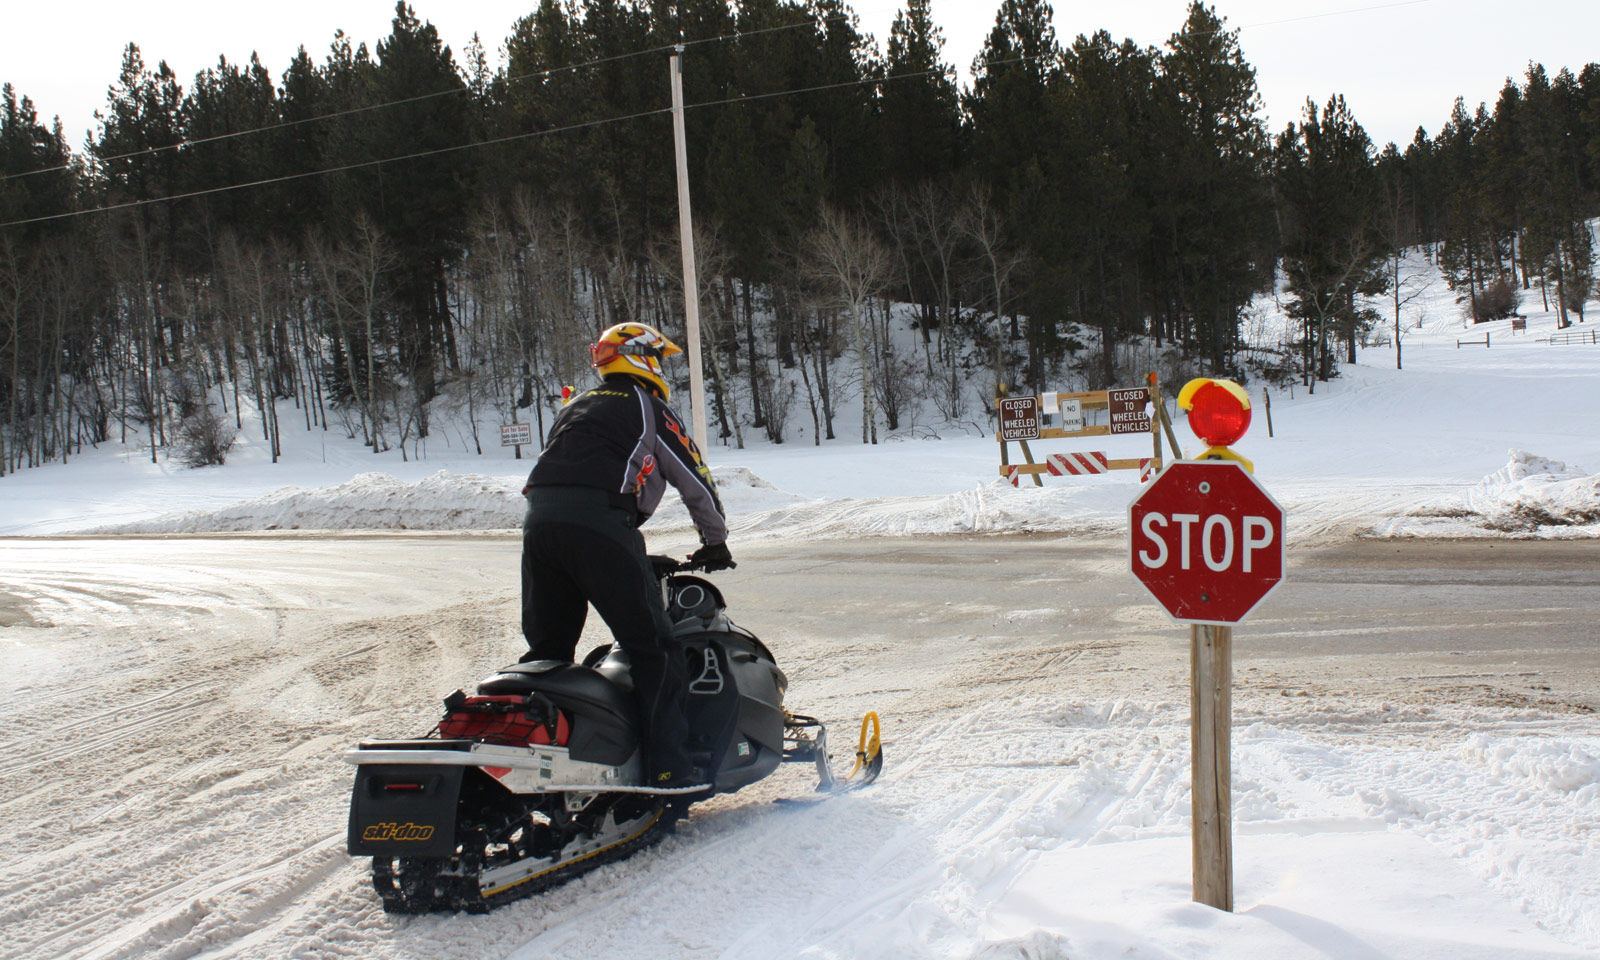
[780,711,884,796]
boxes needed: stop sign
[1129,461,1285,625]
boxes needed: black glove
[688,542,736,572]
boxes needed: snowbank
[1468,449,1600,531]
[949,701,1600,960]
[89,466,813,535]
[1373,449,1600,538]
[87,448,1600,542]
[90,470,526,533]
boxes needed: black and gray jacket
[523,375,727,545]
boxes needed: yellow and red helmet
[589,322,682,399]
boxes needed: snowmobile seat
[593,648,635,693]
[477,661,638,765]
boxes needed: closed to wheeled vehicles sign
[999,397,1040,440]
[1108,387,1152,435]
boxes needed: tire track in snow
[0,543,520,960]
[61,834,346,960]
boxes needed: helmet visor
[590,340,663,368]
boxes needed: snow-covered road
[1,535,1595,960]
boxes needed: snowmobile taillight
[384,783,426,792]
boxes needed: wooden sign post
[1190,623,1233,911]
[1129,458,1285,912]
[996,386,1044,487]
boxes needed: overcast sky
[3,0,1598,155]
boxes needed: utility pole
[669,46,709,451]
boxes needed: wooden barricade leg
[1153,386,1185,461]
[1149,373,1164,471]
[1017,438,1043,486]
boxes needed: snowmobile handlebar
[647,554,714,578]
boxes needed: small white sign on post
[1040,391,1059,414]
[500,422,534,448]
[1058,398,1085,434]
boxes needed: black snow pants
[520,485,692,778]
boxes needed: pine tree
[966,0,1060,198]
[1042,31,1162,387]
[1,84,90,477]
[1435,97,1498,317]
[965,0,1060,389]
[1275,95,1387,383]
[94,44,185,264]
[880,0,961,188]
[500,0,588,207]
[1520,65,1592,326]
[178,53,280,264]
[0,85,78,231]
[367,1,475,405]
[1159,2,1274,372]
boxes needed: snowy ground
[0,272,1597,959]
[0,536,1595,960]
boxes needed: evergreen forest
[2,0,1598,472]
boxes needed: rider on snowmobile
[519,321,733,791]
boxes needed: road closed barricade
[996,376,1177,486]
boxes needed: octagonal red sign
[1128,461,1285,625]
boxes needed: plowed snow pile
[1467,449,1600,531]
[85,448,1600,542]
[89,466,810,535]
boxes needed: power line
[5,0,1434,187]
[0,14,846,187]
[0,0,1447,230]
[0,66,947,231]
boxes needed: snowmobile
[343,556,883,914]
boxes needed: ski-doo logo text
[362,822,436,842]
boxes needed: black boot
[647,753,711,793]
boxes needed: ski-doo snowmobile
[343,556,882,914]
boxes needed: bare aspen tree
[511,194,594,442]
[311,216,396,452]
[464,201,525,455]
[874,181,964,401]
[42,240,99,464]
[652,219,743,448]
[0,237,23,476]
[220,236,283,462]
[911,182,970,420]
[350,216,393,454]
[801,205,893,445]
[961,185,1027,403]
[771,282,826,446]
[1385,248,1434,371]
[107,215,168,463]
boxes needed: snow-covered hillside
[1,253,1595,540]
